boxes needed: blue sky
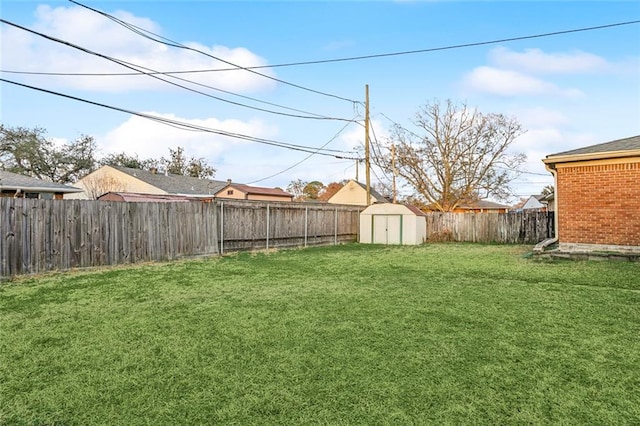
[1,1,639,200]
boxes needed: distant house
[69,165,228,199]
[517,194,553,211]
[0,170,82,199]
[327,180,389,206]
[424,200,511,214]
[543,135,640,254]
[214,181,293,202]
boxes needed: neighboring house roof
[112,166,228,195]
[520,195,545,210]
[351,180,390,203]
[544,135,640,166]
[217,183,293,199]
[98,192,211,203]
[327,180,390,206]
[0,170,82,193]
[458,200,511,210]
[424,199,510,212]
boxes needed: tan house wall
[246,194,291,202]
[328,180,378,206]
[215,186,292,202]
[556,157,640,248]
[216,188,247,200]
[68,166,165,199]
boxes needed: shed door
[372,215,402,245]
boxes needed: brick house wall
[556,159,640,247]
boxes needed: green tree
[378,100,526,212]
[318,181,346,201]
[303,181,325,200]
[0,124,96,184]
[161,147,215,179]
[99,152,155,170]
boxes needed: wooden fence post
[220,201,224,255]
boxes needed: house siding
[246,194,292,202]
[68,166,165,199]
[556,159,640,247]
[328,180,380,206]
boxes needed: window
[227,190,234,195]
[25,192,40,199]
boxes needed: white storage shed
[359,203,427,245]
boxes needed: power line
[8,18,637,75]
[0,18,354,122]
[69,0,360,104]
[0,77,361,160]
[247,118,358,184]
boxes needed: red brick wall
[557,160,640,246]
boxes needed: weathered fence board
[1,198,361,279]
[217,200,361,252]
[425,211,554,244]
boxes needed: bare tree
[378,100,526,211]
[82,175,127,199]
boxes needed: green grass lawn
[1,243,639,425]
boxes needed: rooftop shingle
[112,166,228,195]
[548,135,640,157]
[0,170,82,193]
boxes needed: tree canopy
[286,179,346,202]
[1,124,217,182]
[1,124,96,184]
[377,100,526,212]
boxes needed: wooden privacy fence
[425,211,554,244]
[0,198,362,279]
[218,200,361,253]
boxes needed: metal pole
[365,84,371,206]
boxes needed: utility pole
[355,159,359,181]
[365,84,371,206]
[391,144,397,203]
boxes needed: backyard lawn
[1,243,639,424]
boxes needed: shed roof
[0,170,82,193]
[361,203,426,216]
[112,166,228,195]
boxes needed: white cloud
[1,5,275,93]
[513,107,568,128]
[463,66,583,97]
[488,46,612,75]
[99,113,278,164]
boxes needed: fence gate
[372,215,402,245]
